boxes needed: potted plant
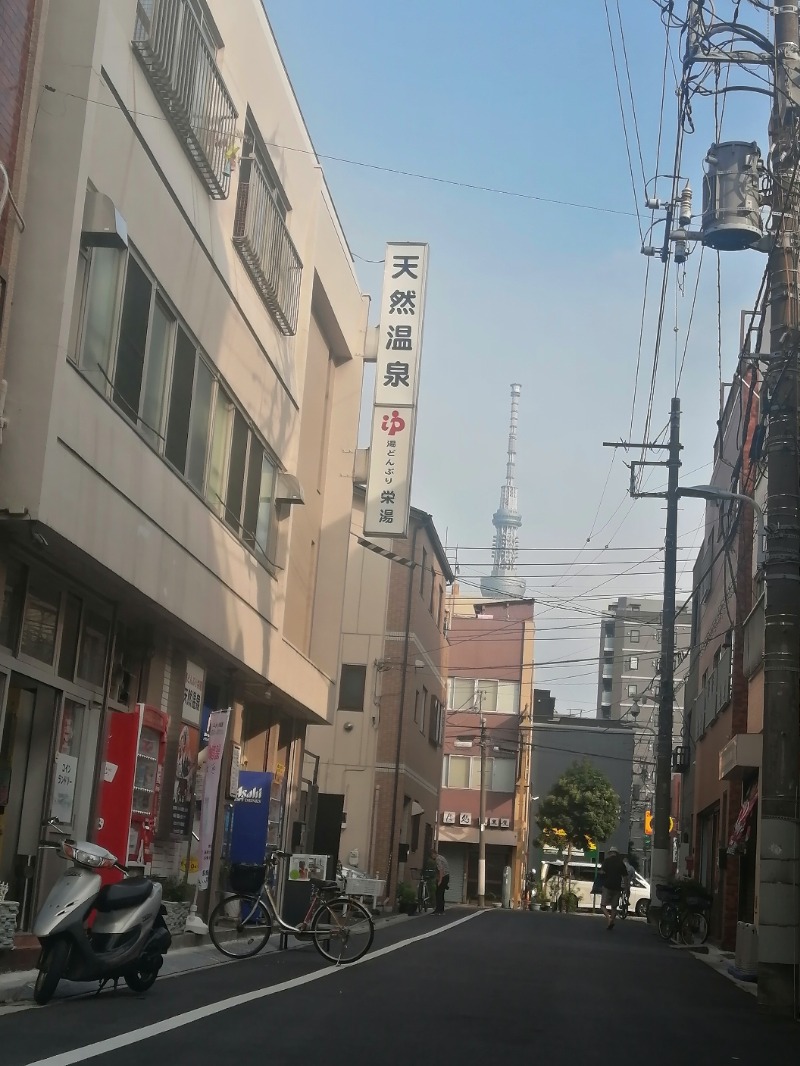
[0,882,19,951]
[533,883,549,911]
[155,877,193,935]
[396,882,418,915]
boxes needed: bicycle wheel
[209,893,272,959]
[680,909,709,947]
[658,904,678,941]
[311,896,374,964]
[417,881,430,912]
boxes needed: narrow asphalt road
[2,909,797,1065]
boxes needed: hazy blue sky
[265,1,773,714]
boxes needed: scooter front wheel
[34,938,70,1005]
[124,957,162,993]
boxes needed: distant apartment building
[0,0,368,933]
[595,596,691,865]
[307,494,451,900]
[529,690,634,874]
[439,593,534,906]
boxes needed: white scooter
[31,821,171,1005]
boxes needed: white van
[541,858,651,916]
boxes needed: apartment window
[413,690,420,723]
[0,558,27,652]
[20,581,60,665]
[420,547,428,596]
[224,409,249,533]
[242,446,276,555]
[57,594,82,681]
[206,387,233,514]
[72,246,124,391]
[77,609,110,688]
[411,813,421,851]
[491,758,516,793]
[629,656,639,671]
[627,684,638,698]
[447,676,520,715]
[113,256,154,424]
[470,757,493,791]
[428,697,442,745]
[429,574,436,615]
[338,665,367,711]
[185,358,215,489]
[437,585,444,630]
[421,686,428,733]
[446,755,470,789]
[628,629,640,644]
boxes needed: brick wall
[0,0,37,264]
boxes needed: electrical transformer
[701,141,764,251]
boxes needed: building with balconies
[680,365,762,949]
[0,0,368,935]
[595,596,691,867]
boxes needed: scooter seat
[95,878,154,912]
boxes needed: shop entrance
[0,677,60,925]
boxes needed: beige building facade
[0,0,368,931]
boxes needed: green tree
[536,761,621,907]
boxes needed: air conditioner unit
[442,811,456,825]
[459,813,472,826]
[500,818,511,828]
[488,817,499,828]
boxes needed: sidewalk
[0,912,413,1006]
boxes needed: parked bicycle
[208,850,374,964]
[656,883,711,946]
[411,867,433,912]
[616,884,630,920]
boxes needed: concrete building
[440,593,534,906]
[595,596,691,865]
[0,0,368,933]
[1,0,48,411]
[307,493,451,900]
[681,367,762,949]
[529,692,634,875]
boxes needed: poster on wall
[288,854,328,881]
[183,661,205,726]
[230,771,271,865]
[171,723,199,838]
[197,710,230,890]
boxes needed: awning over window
[410,801,424,817]
[727,785,758,854]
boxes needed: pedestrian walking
[599,846,629,931]
[431,848,449,914]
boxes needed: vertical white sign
[183,660,205,725]
[364,242,429,537]
[197,709,229,890]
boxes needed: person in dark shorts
[431,848,450,914]
[600,847,629,930]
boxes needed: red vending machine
[95,704,168,878]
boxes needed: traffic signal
[644,810,674,834]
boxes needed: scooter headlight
[61,842,116,868]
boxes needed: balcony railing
[132,0,238,200]
[233,158,302,336]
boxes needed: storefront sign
[183,660,205,726]
[364,241,429,538]
[197,710,230,890]
[231,771,271,864]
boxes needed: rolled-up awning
[410,800,424,817]
[727,785,758,854]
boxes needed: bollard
[502,866,511,908]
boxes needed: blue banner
[230,771,272,865]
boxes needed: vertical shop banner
[197,710,230,890]
[364,241,429,538]
[230,771,272,864]
[183,661,205,726]
[171,724,199,838]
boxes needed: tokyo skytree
[481,384,526,599]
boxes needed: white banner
[197,709,230,890]
[374,243,429,406]
[183,660,205,725]
[363,405,416,537]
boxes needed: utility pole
[603,396,682,912]
[477,709,487,908]
[758,0,800,1014]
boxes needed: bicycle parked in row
[655,883,711,946]
[208,850,375,964]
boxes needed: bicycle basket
[655,884,682,903]
[229,863,266,894]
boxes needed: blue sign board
[230,771,272,864]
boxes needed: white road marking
[24,911,483,1066]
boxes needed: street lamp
[678,484,765,568]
